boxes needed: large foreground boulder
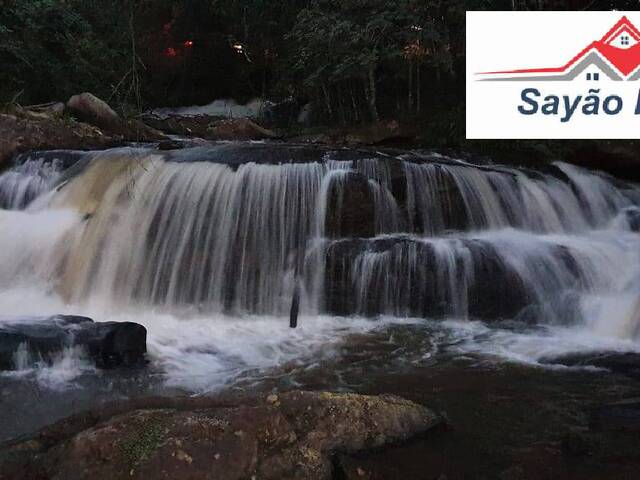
[0,315,146,370]
[0,391,440,480]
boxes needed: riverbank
[4,95,640,184]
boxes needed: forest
[1,0,633,129]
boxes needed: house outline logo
[477,16,640,82]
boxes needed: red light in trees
[184,40,194,48]
[165,47,178,57]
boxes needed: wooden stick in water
[289,282,300,329]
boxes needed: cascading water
[0,154,63,209]
[2,143,640,394]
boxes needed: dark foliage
[0,0,634,127]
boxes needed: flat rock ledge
[0,391,441,480]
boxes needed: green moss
[119,419,166,465]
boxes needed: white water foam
[433,318,640,369]
[0,287,409,392]
[2,344,95,391]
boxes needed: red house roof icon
[479,16,640,81]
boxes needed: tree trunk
[367,62,379,122]
[350,86,359,123]
[408,59,413,111]
[338,84,346,125]
[416,62,421,113]
[322,84,333,120]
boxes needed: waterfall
[0,156,62,209]
[1,144,640,340]
[403,161,636,234]
[324,230,640,325]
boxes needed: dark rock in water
[621,206,640,232]
[0,315,146,370]
[0,315,92,370]
[74,322,147,369]
[0,391,440,480]
[163,142,383,167]
[564,143,640,183]
[322,237,530,320]
[324,171,375,238]
[157,139,185,151]
[590,398,640,432]
[541,351,640,379]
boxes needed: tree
[288,0,413,121]
[287,0,461,122]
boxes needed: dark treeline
[0,0,636,126]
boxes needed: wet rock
[73,322,148,369]
[621,206,640,232]
[322,237,529,319]
[590,398,640,433]
[0,391,440,480]
[0,315,146,370]
[564,142,640,182]
[66,93,121,132]
[324,171,375,238]
[541,352,640,379]
[0,315,92,370]
[402,162,470,234]
[157,139,186,151]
